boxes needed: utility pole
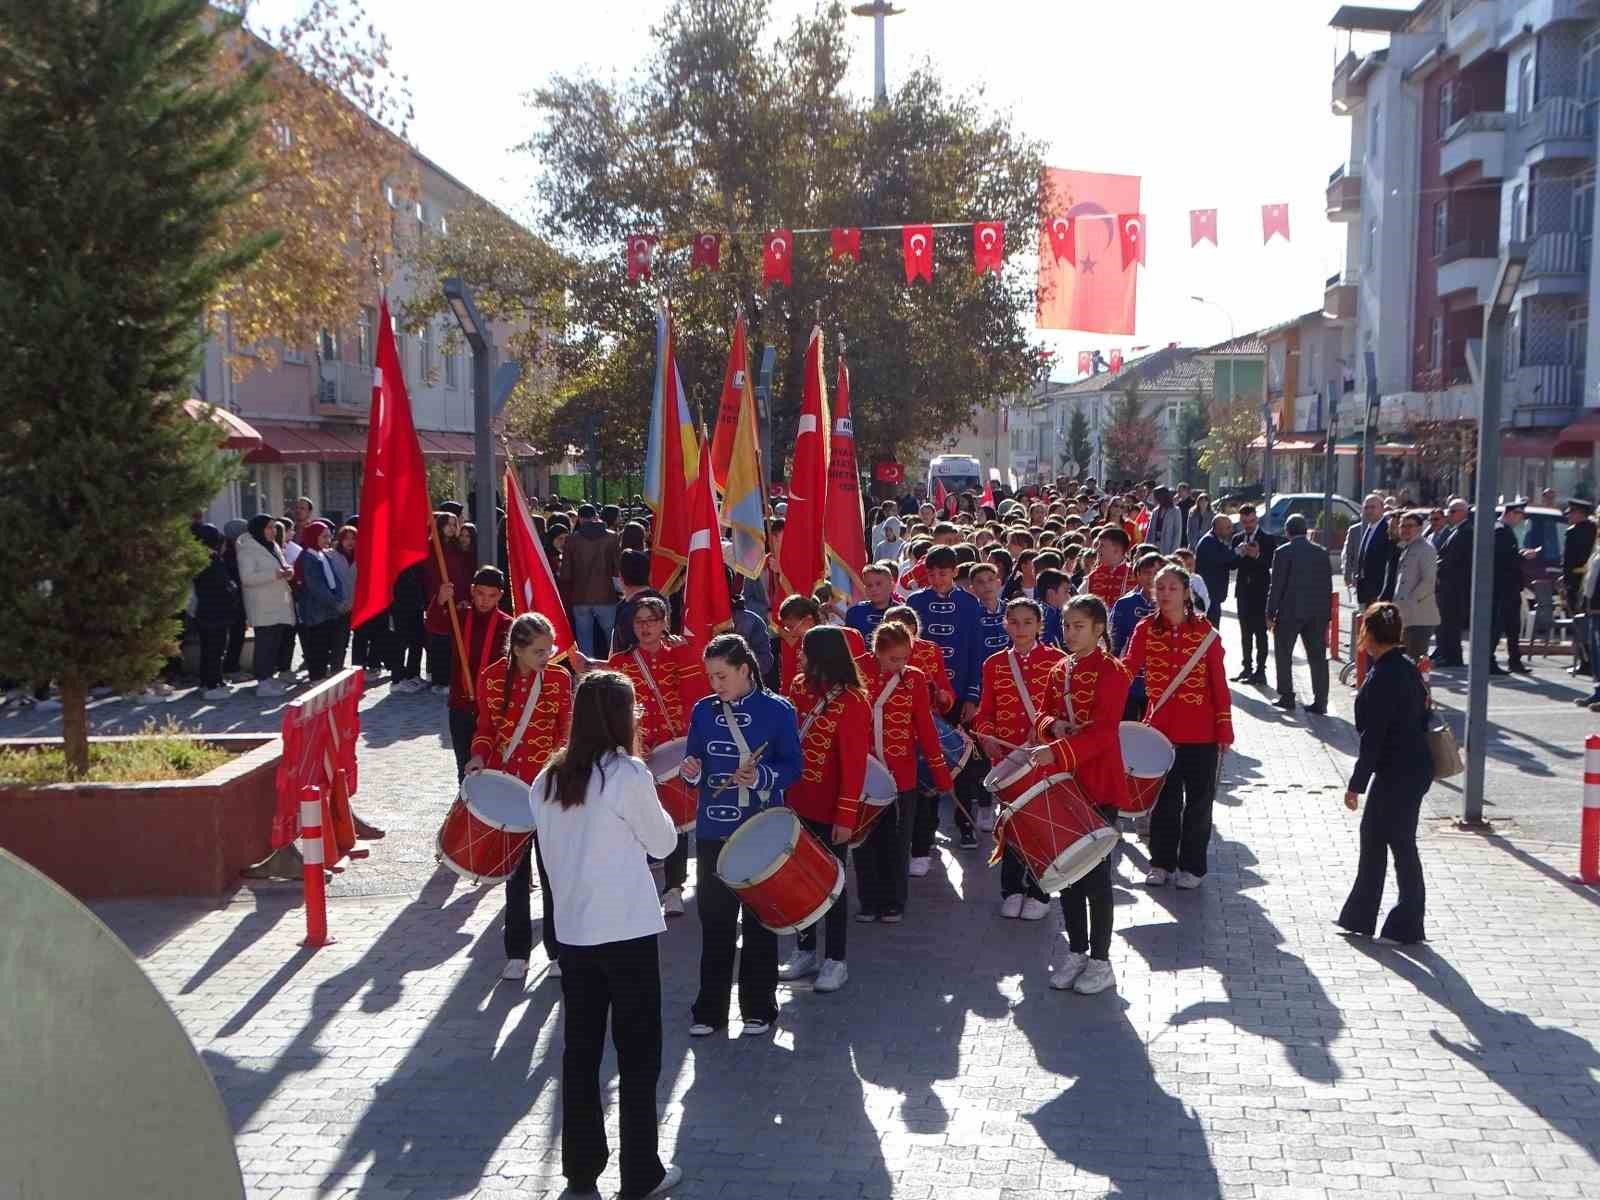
[851,2,903,106]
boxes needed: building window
[1517,53,1534,122]
[356,307,374,367]
[1569,304,1588,369]
[444,348,458,389]
[1438,80,1456,140]
[319,328,338,362]
[1506,309,1520,379]
[1576,171,1594,264]
[1431,317,1444,369]
[239,466,265,520]
[1432,200,1448,256]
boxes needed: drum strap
[632,647,679,738]
[870,673,902,764]
[719,699,770,810]
[1147,628,1217,719]
[501,669,544,762]
[1006,649,1040,729]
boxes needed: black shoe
[1489,665,1509,676]
[1232,667,1254,682]
[959,830,979,849]
[1273,697,1296,711]
[1509,663,1532,675]
[1303,702,1327,715]
[1249,670,1268,685]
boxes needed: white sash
[1006,648,1040,729]
[632,647,679,737]
[501,668,544,761]
[870,672,902,763]
[719,697,769,810]
[1060,656,1079,728]
[798,685,844,740]
[1147,628,1218,718]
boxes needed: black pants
[223,615,247,675]
[660,832,688,892]
[302,618,340,681]
[559,934,666,1198]
[1061,806,1118,958]
[1273,617,1329,705]
[1491,598,1524,668]
[351,611,388,669]
[252,623,291,682]
[427,631,454,687]
[329,615,351,672]
[197,625,228,689]
[1150,742,1220,877]
[1337,772,1428,943]
[795,815,847,961]
[692,839,778,1026]
[505,836,558,961]
[1237,604,1268,672]
[1000,845,1048,902]
[858,791,912,916]
[391,608,425,678]
[1434,616,1464,664]
[448,706,476,780]
[279,623,300,674]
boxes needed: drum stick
[709,742,769,802]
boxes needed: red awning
[243,424,365,463]
[1554,413,1600,458]
[1502,431,1560,459]
[184,398,262,452]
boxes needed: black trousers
[692,839,778,1026]
[223,615,247,674]
[302,618,341,681]
[448,706,476,780]
[1149,742,1220,877]
[1237,602,1268,671]
[1205,598,1222,630]
[1061,805,1118,959]
[1337,772,1428,943]
[329,615,351,671]
[197,625,228,689]
[279,623,299,674]
[427,631,454,687]
[660,832,688,892]
[351,612,388,669]
[1434,617,1464,664]
[252,623,290,682]
[391,609,425,678]
[1000,845,1048,902]
[505,836,559,961]
[858,791,913,915]
[559,935,666,1198]
[1491,598,1524,668]
[1273,617,1329,705]
[795,815,847,961]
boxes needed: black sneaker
[959,830,979,849]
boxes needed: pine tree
[1066,408,1093,478]
[0,0,272,772]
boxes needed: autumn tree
[1065,407,1093,478]
[1198,392,1263,485]
[1104,388,1158,483]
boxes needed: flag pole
[429,516,473,700]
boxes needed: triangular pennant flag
[1189,209,1218,247]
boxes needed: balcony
[1518,232,1591,298]
[1326,164,1362,221]
[1440,111,1508,179]
[1510,364,1579,427]
[1324,271,1359,321]
[1446,0,1495,66]
[1523,97,1596,167]
[1436,238,1499,301]
[317,359,373,411]
[1331,51,1370,114]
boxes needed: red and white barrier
[1582,736,1600,886]
[300,785,331,946]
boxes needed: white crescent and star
[1125,218,1142,241]
[1052,217,1071,240]
[770,236,788,257]
[980,227,997,248]
[910,233,928,254]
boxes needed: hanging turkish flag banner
[1190,209,1218,247]
[831,227,862,261]
[690,232,721,271]
[1037,169,1139,335]
[1077,350,1092,376]
[972,221,1004,274]
[1262,203,1291,244]
[902,224,934,284]
[763,229,793,287]
[1044,214,1076,266]
[625,234,657,282]
[1117,213,1146,269]
[1109,349,1124,374]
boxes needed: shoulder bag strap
[798,685,844,741]
[1060,657,1079,728]
[1147,628,1218,720]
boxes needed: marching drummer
[1032,595,1131,995]
[856,620,955,923]
[973,598,1065,920]
[775,594,865,697]
[680,634,803,1038]
[778,626,870,994]
[607,595,711,919]
[463,612,574,984]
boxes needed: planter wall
[0,735,282,898]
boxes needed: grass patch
[0,719,233,785]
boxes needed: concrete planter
[0,734,282,898]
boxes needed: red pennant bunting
[1045,214,1076,267]
[690,231,721,271]
[831,227,862,261]
[1077,350,1092,376]
[972,221,1004,274]
[1190,209,1217,247]
[625,234,656,282]
[1262,203,1291,244]
[1109,349,1124,375]
[1117,214,1146,269]
[902,224,934,284]
[763,229,793,287]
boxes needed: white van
[928,454,982,500]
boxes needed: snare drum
[982,744,1046,806]
[436,769,535,884]
[997,774,1117,892]
[849,755,901,849]
[917,715,974,790]
[646,737,697,832]
[716,808,844,934]
[1118,722,1175,817]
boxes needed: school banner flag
[711,312,767,578]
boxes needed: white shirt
[1190,574,1212,613]
[282,540,302,566]
[528,751,677,947]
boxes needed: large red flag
[351,297,430,628]
[823,347,867,604]
[682,431,733,654]
[933,477,948,512]
[777,325,829,598]
[644,302,699,591]
[1037,168,1141,335]
[708,310,750,493]
[504,464,575,657]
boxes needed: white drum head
[863,756,898,805]
[647,737,688,781]
[1118,722,1175,778]
[462,769,535,832]
[983,745,1035,792]
[717,808,799,886]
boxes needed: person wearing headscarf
[291,519,344,682]
[220,518,249,680]
[191,524,240,700]
[328,524,359,673]
[236,514,297,698]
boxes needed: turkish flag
[351,297,431,628]
[1262,203,1291,244]
[1077,350,1092,375]
[1190,209,1218,247]
[902,224,934,284]
[763,229,793,286]
[933,477,947,512]
[626,234,656,282]
[980,477,995,509]
[1109,349,1124,375]
[831,227,862,261]
[823,349,868,603]
[778,325,830,597]
[504,464,575,656]
[681,430,733,654]
[1037,168,1140,335]
[972,221,1004,274]
[1044,214,1076,266]
[691,231,721,271]
[1117,213,1147,269]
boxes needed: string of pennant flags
[623,204,1295,287]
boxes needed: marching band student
[680,634,803,1038]
[463,611,573,983]
[776,594,865,697]
[972,597,1065,920]
[908,545,986,844]
[447,567,515,780]
[1122,564,1233,889]
[1035,567,1071,649]
[1079,526,1133,608]
[970,562,1010,659]
[778,626,871,993]
[1111,552,1163,720]
[856,620,955,922]
[1033,596,1131,995]
[845,562,900,644]
[607,596,710,918]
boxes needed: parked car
[1260,493,1361,545]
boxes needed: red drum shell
[657,773,697,833]
[1000,774,1117,893]
[1118,721,1176,817]
[716,808,844,934]
[982,745,1045,806]
[436,769,535,884]
[848,755,900,849]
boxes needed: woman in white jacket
[236,515,297,697]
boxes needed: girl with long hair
[530,670,680,1200]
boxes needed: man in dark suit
[1347,492,1395,607]
[1563,499,1597,673]
[1432,497,1472,666]
[1267,514,1335,714]
[1193,513,1236,628]
[1230,503,1278,684]
[1490,500,1531,676]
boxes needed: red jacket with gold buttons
[973,643,1065,747]
[1036,648,1132,809]
[606,637,710,752]
[857,658,954,793]
[1122,614,1233,747]
[779,624,865,698]
[784,677,870,829]
[470,660,574,783]
[1081,560,1134,610]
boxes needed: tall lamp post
[1462,245,1529,828]
[851,2,903,106]
[443,277,496,568]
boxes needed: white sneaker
[740,1019,771,1036]
[1145,868,1170,887]
[777,949,818,980]
[977,807,997,833]
[500,958,528,982]
[1019,897,1051,921]
[814,958,848,993]
[643,1163,683,1196]
[1174,870,1203,890]
[908,856,931,877]
[688,1022,717,1037]
[1073,959,1116,994]
[202,687,230,700]
[1000,894,1024,919]
[661,887,685,917]
[1050,951,1089,990]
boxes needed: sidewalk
[88,608,1600,1199]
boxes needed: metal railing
[318,360,373,409]
[1525,231,1591,277]
[1437,236,1498,265]
[1526,96,1596,146]
[1441,110,1509,141]
[1517,364,1575,408]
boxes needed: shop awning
[1554,412,1600,458]
[184,398,262,452]
[1501,430,1560,459]
[243,424,365,463]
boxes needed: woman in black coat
[1337,602,1434,944]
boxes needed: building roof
[1328,5,1416,32]
[1053,347,1213,399]
[1260,308,1333,340]
[1198,330,1268,357]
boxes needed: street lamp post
[442,277,496,568]
[1462,245,1529,828]
[851,2,903,106]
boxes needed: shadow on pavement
[180,889,299,995]
[1480,831,1600,913]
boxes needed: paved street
[40,600,1598,1199]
